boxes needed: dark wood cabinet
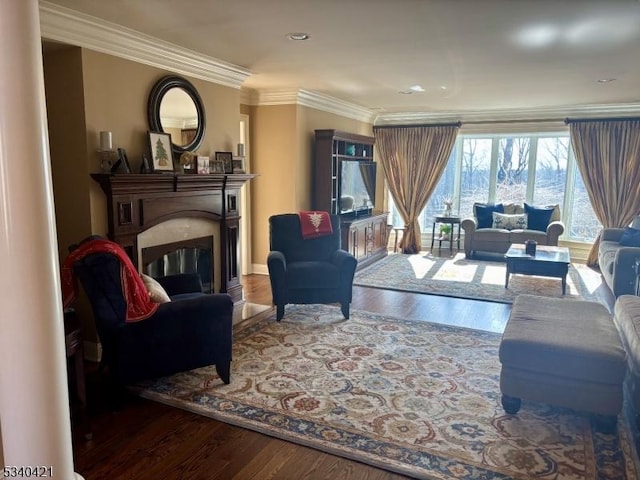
[341,211,389,270]
[313,129,375,215]
[314,129,388,269]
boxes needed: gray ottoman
[499,294,627,430]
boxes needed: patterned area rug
[354,253,607,304]
[135,305,637,479]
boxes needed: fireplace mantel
[91,173,255,302]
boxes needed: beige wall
[46,47,242,250]
[44,47,91,263]
[44,47,241,344]
[248,103,373,268]
[249,104,297,267]
[45,44,377,333]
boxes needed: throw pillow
[141,273,171,303]
[524,203,554,232]
[620,226,640,247]
[474,203,504,229]
[492,212,528,231]
[631,215,640,230]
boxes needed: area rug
[354,253,607,304]
[134,305,636,479]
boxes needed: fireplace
[138,218,219,293]
[91,173,255,302]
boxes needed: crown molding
[239,88,255,106]
[250,90,300,105]
[297,90,375,123]
[374,102,640,126]
[245,88,376,123]
[42,2,638,126]
[39,1,250,89]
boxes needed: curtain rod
[463,118,563,125]
[373,122,461,130]
[565,116,640,124]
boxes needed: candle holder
[525,240,537,256]
[98,131,117,172]
[98,149,118,172]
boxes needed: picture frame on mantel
[148,131,174,172]
[215,151,233,174]
[232,155,245,173]
[210,160,225,174]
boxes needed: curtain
[374,125,459,253]
[569,119,640,265]
[181,128,197,145]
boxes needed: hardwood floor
[72,272,512,480]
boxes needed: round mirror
[148,76,206,156]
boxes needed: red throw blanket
[61,238,159,322]
[298,211,333,239]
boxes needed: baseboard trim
[251,264,269,275]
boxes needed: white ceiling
[42,0,640,121]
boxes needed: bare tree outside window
[459,139,492,219]
[496,137,529,204]
[534,137,568,208]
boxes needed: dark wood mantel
[91,173,255,302]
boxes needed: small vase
[443,206,451,217]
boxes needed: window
[387,133,600,242]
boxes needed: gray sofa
[598,228,640,297]
[461,203,564,259]
[613,295,640,426]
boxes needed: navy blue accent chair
[267,214,358,321]
[69,238,233,385]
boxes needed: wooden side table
[431,216,461,253]
[391,227,404,253]
[64,309,92,440]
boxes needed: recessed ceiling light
[409,85,425,92]
[597,78,617,83]
[440,86,448,90]
[398,90,413,95]
[287,32,311,41]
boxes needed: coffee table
[504,244,571,294]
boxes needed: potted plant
[440,224,452,240]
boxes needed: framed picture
[197,156,210,174]
[147,131,174,172]
[232,155,245,173]
[111,148,132,174]
[215,151,233,174]
[210,160,225,173]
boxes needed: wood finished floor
[72,272,513,480]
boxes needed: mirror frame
[147,75,206,156]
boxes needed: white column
[0,2,82,479]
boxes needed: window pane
[568,169,601,241]
[533,137,568,210]
[385,132,600,245]
[459,138,492,218]
[495,137,529,204]
[418,143,457,230]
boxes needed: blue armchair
[267,214,357,321]
[67,238,233,385]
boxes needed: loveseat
[598,227,640,297]
[461,202,565,259]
